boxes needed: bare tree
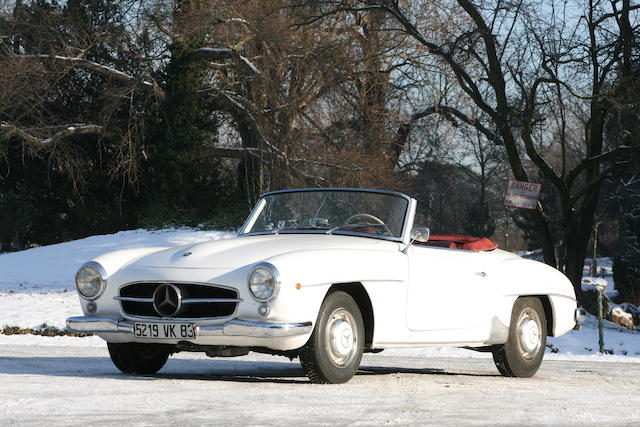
[299,0,640,297]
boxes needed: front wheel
[107,342,170,375]
[492,297,547,378]
[299,291,365,384]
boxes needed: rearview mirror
[410,227,430,243]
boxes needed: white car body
[67,188,581,381]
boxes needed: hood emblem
[183,251,192,257]
[152,284,182,317]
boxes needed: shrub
[613,252,640,305]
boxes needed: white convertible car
[67,188,584,383]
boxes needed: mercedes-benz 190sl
[67,188,584,383]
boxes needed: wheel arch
[327,282,374,348]
[512,295,554,337]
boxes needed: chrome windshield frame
[238,188,416,244]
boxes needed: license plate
[133,322,196,339]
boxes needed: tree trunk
[563,95,606,300]
[563,192,600,302]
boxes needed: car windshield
[241,190,409,239]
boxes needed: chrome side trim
[66,316,312,338]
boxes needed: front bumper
[67,316,313,339]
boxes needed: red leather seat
[416,235,498,252]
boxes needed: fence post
[593,280,607,354]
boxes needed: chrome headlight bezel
[75,261,107,300]
[247,262,280,302]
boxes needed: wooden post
[590,222,600,277]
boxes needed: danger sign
[504,179,541,210]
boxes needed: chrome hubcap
[521,319,540,352]
[517,309,542,360]
[325,308,358,366]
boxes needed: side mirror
[410,227,430,243]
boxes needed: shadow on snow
[0,355,500,383]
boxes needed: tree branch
[13,54,165,99]
[393,104,501,161]
[566,144,640,187]
[188,48,261,76]
[0,122,105,145]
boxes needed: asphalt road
[1,345,639,426]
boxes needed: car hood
[129,233,399,270]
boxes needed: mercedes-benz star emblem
[152,284,182,317]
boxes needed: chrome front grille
[116,282,240,319]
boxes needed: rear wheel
[492,297,547,378]
[299,291,364,384]
[107,342,170,375]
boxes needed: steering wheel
[344,213,392,236]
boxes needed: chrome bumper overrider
[66,316,313,338]
[573,307,587,330]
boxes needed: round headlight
[248,263,280,302]
[75,262,107,299]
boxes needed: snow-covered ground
[1,229,639,361]
[0,228,233,292]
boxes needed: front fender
[259,247,407,338]
[91,247,173,277]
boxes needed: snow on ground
[0,334,105,347]
[0,290,80,330]
[1,229,639,362]
[0,228,234,292]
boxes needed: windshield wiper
[325,223,371,235]
[272,226,328,234]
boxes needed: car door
[406,244,493,334]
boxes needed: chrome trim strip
[113,296,154,303]
[401,197,417,245]
[238,197,265,235]
[113,296,243,310]
[118,280,239,292]
[114,296,242,304]
[181,298,243,304]
[261,187,412,200]
[66,316,313,338]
